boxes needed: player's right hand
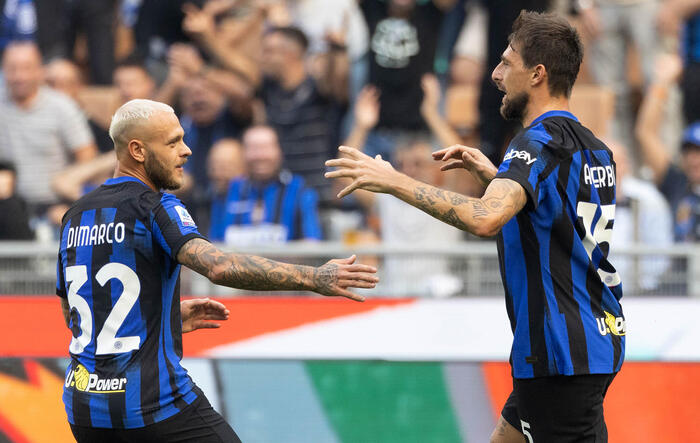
[432,144,498,187]
[313,255,378,302]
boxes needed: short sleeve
[495,126,550,209]
[152,193,207,260]
[57,94,95,152]
[56,252,66,298]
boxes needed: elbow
[472,218,501,238]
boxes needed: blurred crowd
[0,0,698,294]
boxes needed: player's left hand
[325,146,401,198]
[181,298,230,333]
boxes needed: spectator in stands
[656,0,700,124]
[45,58,113,153]
[61,0,116,84]
[636,53,700,242]
[340,87,464,296]
[0,160,33,240]
[0,41,96,220]
[576,0,660,148]
[606,140,672,291]
[209,125,322,245]
[258,25,348,203]
[203,137,245,237]
[113,56,156,104]
[359,0,454,160]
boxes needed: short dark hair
[267,26,309,53]
[116,54,149,74]
[0,160,17,175]
[508,10,583,98]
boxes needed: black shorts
[501,373,616,443]
[69,386,241,443]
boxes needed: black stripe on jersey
[138,233,162,427]
[164,274,188,413]
[516,213,550,377]
[496,236,517,333]
[552,159,590,373]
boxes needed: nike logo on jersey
[503,149,537,165]
[583,164,615,189]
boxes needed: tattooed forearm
[400,178,527,236]
[177,238,318,291]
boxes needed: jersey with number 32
[495,111,625,379]
[56,176,206,428]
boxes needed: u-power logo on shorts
[503,149,537,165]
[65,364,127,394]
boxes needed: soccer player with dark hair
[327,11,623,442]
[57,99,378,442]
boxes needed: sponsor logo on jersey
[503,149,537,165]
[175,206,196,227]
[596,311,626,336]
[65,364,127,393]
[66,222,126,248]
[583,164,615,189]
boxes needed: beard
[144,150,181,191]
[500,90,530,122]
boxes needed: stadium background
[1,0,700,442]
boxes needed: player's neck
[113,164,158,191]
[522,95,570,127]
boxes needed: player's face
[491,45,531,122]
[143,112,191,191]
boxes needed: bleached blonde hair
[108,99,175,152]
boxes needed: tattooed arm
[176,238,377,301]
[325,146,527,237]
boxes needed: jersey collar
[104,176,151,188]
[529,110,579,127]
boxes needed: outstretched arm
[176,238,377,301]
[326,146,526,237]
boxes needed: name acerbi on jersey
[503,149,537,165]
[583,164,616,189]
[65,364,127,394]
[66,222,126,248]
[596,311,626,336]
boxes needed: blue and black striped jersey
[496,110,625,379]
[56,176,206,428]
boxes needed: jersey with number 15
[495,111,625,380]
[56,176,206,429]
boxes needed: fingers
[328,255,357,265]
[337,279,377,289]
[324,169,358,179]
[325,158,360,168]
[440,160,466,171]
[338,145,370,160]
[332,288,366,302]
[341,263,378,274]
[337,180,363,198]
[192,321,221,329]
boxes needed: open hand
[325,146,401,198]
[432,144,498,187]
[181,298,229,333]
[313,255,378,301]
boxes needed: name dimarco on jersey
[66,222,126,248]
[583,164,615,189]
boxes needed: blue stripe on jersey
[125,365,144,427]
[501,220,533,379]
[152,220,172,257]
[75,209,97,371]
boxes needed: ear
[127,139,147,164]
[530,64,547,88]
